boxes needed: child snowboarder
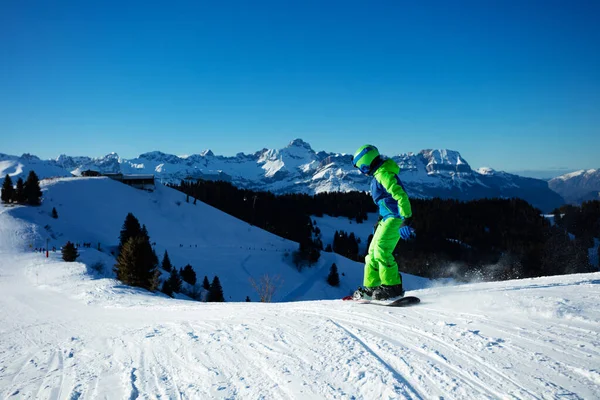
[352,144,415,300]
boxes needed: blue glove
[399,226,416,240]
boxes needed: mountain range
[549,169,600,204]
[0,139,584,212]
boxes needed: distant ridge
[0,139,566,212]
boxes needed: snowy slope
[3,177,428,302]
[0,213,598,399]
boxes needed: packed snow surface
[1,213,599,398]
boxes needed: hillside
[3,177,428,302]
[0,223,598,398]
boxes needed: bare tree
[249,274,283,303]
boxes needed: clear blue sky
[1,0,599,171]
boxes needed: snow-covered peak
[254,139,319,179]
[0,153,16,160]
[55,154,71,163]
[421,149,467,165]
[477,167,496,175]
[138,151,170,159]
[137,151,182,164]
[19,153,41,161]
[554,169,598,181]
[419,149,472,174]
[53,154,94,171]
[88,153,121,174]
[286,138,313,151]
[282,139,316,160]
[0,153,72,179]
[98,152,120,162]
[549,169,600,204]
[200,149,214,157]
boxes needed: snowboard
[342,295,420,307]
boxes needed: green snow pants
[364,217,402,287]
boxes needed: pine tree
[202,275,210,290]
[23,170,42,205]
[150,268,160,292]
[161,250,173,272]
[245,296,251,302]
[51,207,58,219]
[151,248,159,272]
[62,241,79,262]
[207,276,224,302]
[327,263,340,286]
[140,224,150,241]
[166,268,182,293]
[139,225,159,269]
[114,236,159,291]
[1,174,14,203]
[15,178,25,203]
[332,230,339,252]
[180,264,197,285]
[161,280,173,297]
[118,213,142,252]
[308,245,321,265]
[349,233,359,257]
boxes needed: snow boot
[372,284,404,301]
[352,286,376,300]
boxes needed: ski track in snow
[1,249,599,399]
